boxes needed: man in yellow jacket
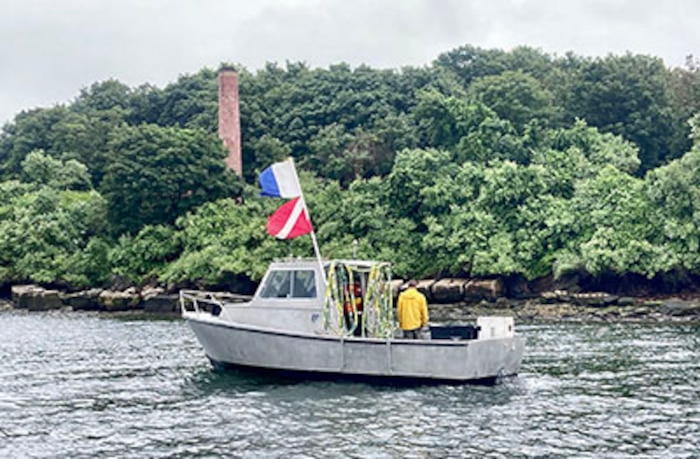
[397,279,429,339]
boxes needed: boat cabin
[182,258,393,338]
[181,258,514,342]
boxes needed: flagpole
[289,157,327,287]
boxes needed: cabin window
[259,270,317,299]
[292,269,317,298]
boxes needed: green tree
[21,150,92,190]
[413,89,527,163]
[420,160,570,279]
[72,79,134,114]
[306,124,396,186]
[559,53,675,172]
[468,70,556,133]
[250,134,292,174]
[49,109,123,186]
[313,176,424,277]
[668,56,700,160]
[0,186,108,286]
[100,124,239,235]
[239,61,421,180]
[531,120,641,199]
[433,45,509,87]
[0,106,71,179]
[384,148,454,221]
[551,165,660,278]
[156,68,219,131]
[643,115,700,273]
[109,225,182,285]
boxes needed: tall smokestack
[218,67,242,176]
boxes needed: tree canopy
[1,45,700,292]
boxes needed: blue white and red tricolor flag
[259,159,313,240]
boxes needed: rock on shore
[11,285,62,311]
[10,284,182,314]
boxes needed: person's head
[408,279,417,287]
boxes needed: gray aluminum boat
[181,258,524,384]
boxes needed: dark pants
[345,312,363,336]
[403,329,420,339]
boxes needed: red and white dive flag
[266,197,312,239]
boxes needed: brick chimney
[218,67,242,176]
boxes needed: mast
[289,157,327,287]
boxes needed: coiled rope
[322,261,394,338]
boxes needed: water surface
[1,311,697,458]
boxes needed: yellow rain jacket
[397,287,429,331]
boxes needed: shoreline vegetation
[2,46,700,312]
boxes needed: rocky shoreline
[2,283,699,323]
[6,284,184,314]
[429,298,700,323]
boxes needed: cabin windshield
[259,269,317,299]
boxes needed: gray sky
[1,0,697,125]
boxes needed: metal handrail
[179,290,252,315]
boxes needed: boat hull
[185,314,525,384]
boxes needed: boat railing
[179,290,252,315]
[273,256,324,263]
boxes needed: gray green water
[0,310,697,458]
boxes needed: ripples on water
[0,311,697,458]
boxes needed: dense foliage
[1,45,700,292]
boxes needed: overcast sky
[1,0,698,125]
